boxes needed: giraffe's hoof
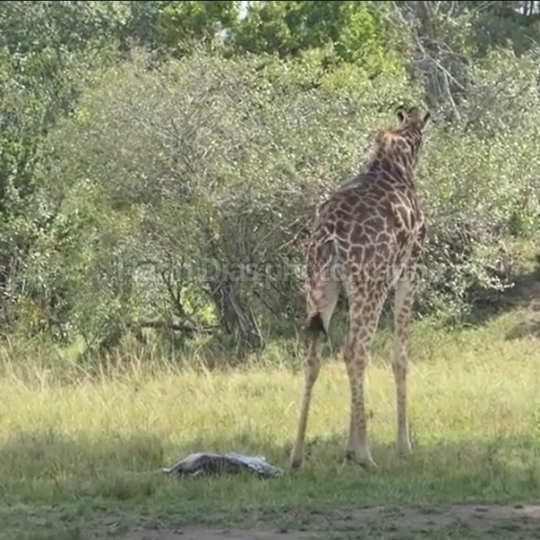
[359,459,379,470]
[397,440,413,457]
[345,451,378,469]
[289,460,303,471]
[289,454,304,470]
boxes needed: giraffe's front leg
[392,276,415,456]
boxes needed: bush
[26,45,540,355]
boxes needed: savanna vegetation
[2,2,540,539]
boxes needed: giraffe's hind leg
[290,276,340,470]
[343,278,388,468]
[392,274,416,457]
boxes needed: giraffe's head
[374,105,431,170]
[395,105,431,132]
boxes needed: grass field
[2,301,540,540]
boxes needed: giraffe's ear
[396,109,406,123]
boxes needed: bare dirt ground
[125,503,540,540]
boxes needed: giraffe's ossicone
[290,106,432,470]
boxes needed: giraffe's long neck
[370,130,423,186]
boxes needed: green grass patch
[1,307,540,539]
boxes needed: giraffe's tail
[303,239,341,340]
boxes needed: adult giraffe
[290,106,431,470]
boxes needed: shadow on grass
[1,427,540,516]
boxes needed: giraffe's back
[309,177,424,281]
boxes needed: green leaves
[0,0,538,352]
[231,1,396,74]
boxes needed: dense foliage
[0,1,539,360]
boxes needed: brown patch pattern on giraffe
[290,106,431,470]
